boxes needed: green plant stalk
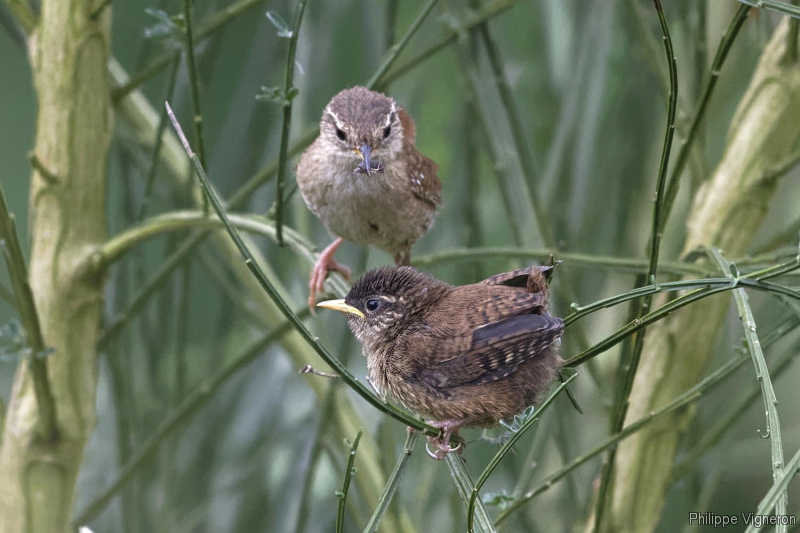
[735,0,800,19]
[181,0,207,173]
[414,248,710,276]
[139,56,181,221]
[466,373,577,532]
[446,454,497,533]
[380,0,519,87]
[0,0,111,530]
[660,5,751,233]
[495,352,750,526]
[275,0,309,246]
[708,248,787,529]
[364,429,420,533]
[337,429,364,533]
[0,181,57,441]
[292,382,340,533]
[450,22,535,248]
[743,446,800,533]
[564,269,800,368]
[595,2,677,528]
[672,317,800,482]
[165,104,437,434]
[603,18,800,533]
[74,312,307,525]
[366,0,439,89]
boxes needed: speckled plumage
[335,265,564,458]
[296,86,442,265]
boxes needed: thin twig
[336,429,364,533]
[672,314,800,482]
[594,2,678,527]
[495,352,751,525]
[363,429,419,533]
[708,248,787,530]
[743,446,800,533]
[413,247,710,277]
[366,0,440,90]
[660,5,751,232]
[181,0,208,213]
[139,57,181,221]
[466,373,577,532]
[446,454,497,533]
[275,0,309,246]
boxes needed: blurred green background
[1,1,799,532]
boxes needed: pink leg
[425,419,468,460]
[308,237,352,307]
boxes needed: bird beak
[358,143,373,176]
[316,299,365,319]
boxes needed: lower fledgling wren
[318,265,564,459]
[296,86,442,307]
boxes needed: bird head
[320,86,405,175]
[317,266,449,352]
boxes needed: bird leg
[425,419,468,460]
[394,249,411,266]
[309,237,351,307]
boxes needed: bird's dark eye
[336,127,347,141]
[383,125,391,139]
[366,299,380,312]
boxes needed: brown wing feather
[405,147,442,206]
[417,313,563,390]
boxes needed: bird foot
[308,238,351,307]
[425,420,467,460]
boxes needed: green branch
[743,445,800,533]
[367,0,440,90]
[467,373,577,532]
[413,247,710,277]
[495,352,750,525]
[595,2,678,527]
[336,429,364,533]
[660,4,751,233]
[364,429,419,533]
[708,248,788,530]
[274,0,309,245]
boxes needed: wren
[296,86,442,307]
[318,265,564,459]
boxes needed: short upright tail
[394,249,411,266]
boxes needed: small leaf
[482,491,515,510]
[255,86,299,107]
[266,11,293,38]
[143,8,185,50]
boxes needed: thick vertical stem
[600,19,800,533]
[0,0,110,531]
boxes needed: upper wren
[296,86,442,306]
